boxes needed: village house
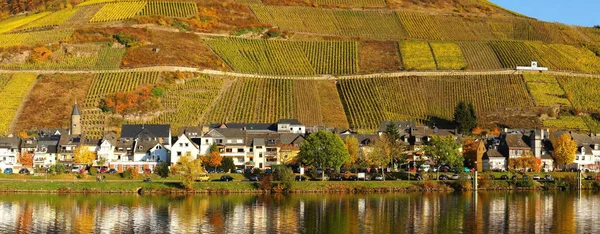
[107,124,170,173]
[483,138,506,171]
[169,134,200,164]
[550,131,600,171]
[0,136,20,171]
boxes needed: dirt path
[1,66,599,80]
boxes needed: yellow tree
[73,146,96,166]
[553,133,577,170]
[344,136,360,165]
[178,153,204,189]
[18,151,34,168]
[208,151,222,170]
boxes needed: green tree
[553,133,577,170]
[209,143,219,153]
[155,162,170,178]
[298,130,350,180]
[384,122,401,141]
[423,135,463,173]
[221,157,236,173]
[366,138,396,180]
[453,101,477,134]
[344,136,360,165]
[277,166,295,191]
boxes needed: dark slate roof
[120,124,170,138]
[0,137,20,148]
[206,123,277,132]
[178,126,203,137]
[20,138,38,149]
[277,119,302,125]
[504,133,530,148]
[378,120,416,133]
[214,128,246,139]
[102,133,118,146]
[134,140,162,153]
[279,133,304,145]
[483,149,504,159]
[72,103,80,116]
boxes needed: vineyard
[337,74,534,130]
[205,78,348,129]
[18,8,79,31]
[332,10,406,39]
[0,12,51,33]
[0,73,38,136]
[523,73,570,107]
[89,2,148,23]
[204,38,357,75]
[488,40,539,69]
[457,41,502,70]
[543,116,588,131]
[556,76,600,113]
[0,30,72,48]
[95,47,127,70]
[429,42,467,70]
[398,41,436,70]
[135,75,224,134]
[314,0,387,8]
[84,71,161,108]
[139,2,198,18]
[396,11,443,40]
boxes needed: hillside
[1,0,600,137]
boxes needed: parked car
[107,169,117,174]
[414,173,423,181]
[235,169,243,173]
[99,167,108,174]
[438,174,449,180]
[544,174,553,181]
[249,175,261,182]
[584,175,594,180]
[195,174,210,182]
[374,174,384,181]
[450,174,460,180]
[295,175,307,181]
[500,175,509,180]
[19,168,30,174]
[265,168,272,174]
[330,174,344,181]
[220,175,234,181]
[71,165,83,173]
[532,175,541,180]
[346,175,359,181]
[3,168,13,174]
[511,175,518,180]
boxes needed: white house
[169,134,200,164]
[0,137,20,170]
[483,148,507,171]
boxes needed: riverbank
[1,178,598,194]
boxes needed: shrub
[89,167,97,176]
[259,175,272,191]
[155,162,170,178]
[50,163,66,174]
[121,168,139,179]
[220,157,236,173]
[516,179,535,188]
[278,167,295,191]
[113,32,138,47]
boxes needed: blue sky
[490,0,600,27]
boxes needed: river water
[0,191,598,233]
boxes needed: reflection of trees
[15,200,33,234]
[73,200,94,234]
[550,192,576,233]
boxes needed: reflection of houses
[197,119,306,169]
[108,124,171,173]
[0,136,20,170]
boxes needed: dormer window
[138,146,144,150]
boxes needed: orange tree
[18,151,33,168]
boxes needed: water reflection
[0,191,598,233]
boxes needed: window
[256,146,263,149]
[237,148,244,153]
[227,140,232,143]
[185,143,189,147]
[236,139,243,143]
[582,156,586,160]
[177,152,182,156]
[205,139,209,144]
[179,143,183,147]
[259,153,263,158]
[576,156,579,160]
[226,148,233,153]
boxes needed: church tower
[71,102,81,135]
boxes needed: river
[0,191,598,233]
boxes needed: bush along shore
[1,177,600,194]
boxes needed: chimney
[595,144,599,150]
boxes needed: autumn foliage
[18,151,33,167]
[100,85,162,116]
[207,152,222,169]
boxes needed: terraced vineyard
[205,78,348,128]
[90,2,147,23]
[556,76,600,112]
[338,74,534,130]
[430,42,467,70]
[315,0,387,8]
[95,47,127,70]
[396,12,444,40]
[0,30,73,48]
[457,41,503,70]
[139,2,198,18]
[0,33,28,48]
[0,73,38,136]
[489,40,539,69]
[251,5,339,35]
[84,71,161,108]
[523,73,571,107]
[137,75,224,133]
[544,116,588,131]
[19,8,79,31]
[0,12,51,33]
[398,41,436,70]
[332,10,406,39]
[205,38,357,75]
